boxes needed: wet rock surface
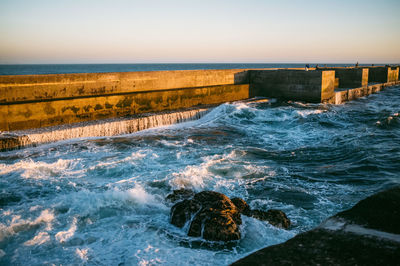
[170,191,242,241]
[230,197,251,216]
[232,186,400,265]
[166,189,195,203]
[249,209,290,229]
[168,190,290,241]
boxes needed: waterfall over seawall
[0,107,211,150]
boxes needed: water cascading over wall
[0,69,251,131]
[1,66,399,150]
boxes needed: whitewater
[1,86,400,265]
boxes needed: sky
[0,0,399,64]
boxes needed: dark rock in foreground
[335,186,400,234]
[168,190,291,242]
[232,186,400,265]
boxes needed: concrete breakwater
[0,66,399,150]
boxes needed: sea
[0,63,374,75]
[0,64,399,265]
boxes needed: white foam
[296,109,325,117]
[62,184,165,218]
[24,231,50,246]
[55,217,77,243]
[169,154,226,190]
[0,159,77,180]
[0,209,54,242]
[76,248,89,261]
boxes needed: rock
[231,197,251,216]
[166,189,195,203]
[170,199,201,228]
[170,191,242,241]
[232,186,400,266]
[170,190,291,241]
[250,209,291,229]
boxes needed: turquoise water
[1,85,399,265]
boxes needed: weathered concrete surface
[249,70,335,103]
[322,67,368,88]
[0,84,249,131]
[337,68,369,88]
[334,81,399,104]
[369,66,399,83]
[232,186,400,266]
[0,69,250,103]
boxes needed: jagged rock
[231,197,290,229]
[166,189,195,203]
[170,191,241,241]
[231,197,251,216]
[170,190,291,241]
[250,209,291,229]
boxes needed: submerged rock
[249,209,291,229]
[166,189,195,203]
[231,197,290,229]
[169,190,291,241]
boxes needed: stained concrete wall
[0,69,249,104]
[368,66,399,83]
[0,84,249,131]
[335,68,369,88]
[249,70,335,103]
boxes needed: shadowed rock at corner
[232,186,400,265]
[335,186,400,234]
[232,229,400,266]
[170,191,242,241]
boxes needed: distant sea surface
[0,63,371,75]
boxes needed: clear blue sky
[0,0,399,64]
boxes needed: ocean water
[0,63,366,75]
[1,85,400,265]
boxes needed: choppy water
[1,86,400,265]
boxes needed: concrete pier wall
[0,69,251,131]
[1,67,399,134]
[0,69,249,104]
[249,70,335,103]
[335,68,369,88]
[368,66,399,83]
